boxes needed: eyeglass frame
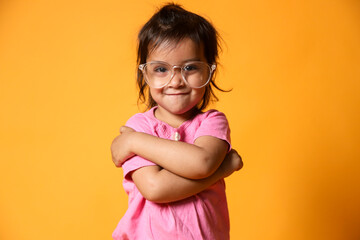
[138,61,217,89]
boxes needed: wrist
[127,131,137,154]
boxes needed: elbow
[143,189,170,204]
[141,187,160,203]
[197,166,216,179]
[144,193,168,204]
[200,153,220,178]
[133,168,172,203]
[190,155,217,179]
[137,178,169,203]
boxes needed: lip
[165,92,189,95]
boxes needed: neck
[154,107,199,128]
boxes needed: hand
[111,126,136,167]
[219,149,243,178]
[119,126,135,134]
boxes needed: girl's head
[137,3,225,112]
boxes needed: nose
[168,66,185,88]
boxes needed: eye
[183,64,198,72]
[147,62,170,75]
[154,67,168,73]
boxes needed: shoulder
[196,109,229,125]
[193,109,231,146]
[125,108,156,133]
[126,112,147,126]
[189,109,230,131]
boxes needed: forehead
[147,38,205,62]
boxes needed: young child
[111,3,243,240]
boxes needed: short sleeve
[193,110,231,151]
[122,113,156,179]
[125,113,152,133]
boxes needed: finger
[120,126,135,133]
[230,149,238,154]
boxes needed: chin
[169,106,197,115]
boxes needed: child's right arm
[112,129,228,179]
[131,149,242,203]
[111,111,232,180]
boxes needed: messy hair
[137,3,228,111]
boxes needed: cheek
[195,87,208,106]
[195,88,206,100]
[149,88,161,101]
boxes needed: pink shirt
[112,107,231,240]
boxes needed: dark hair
[136,3,228,111]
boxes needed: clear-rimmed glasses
[139,61,216,89]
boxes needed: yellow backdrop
[1,0,359,239]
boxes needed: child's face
[146,38,207,120]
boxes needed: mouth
[165,92,189,96]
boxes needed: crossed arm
[111,126,242,203]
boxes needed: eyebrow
[147,58,203,64]
[182,58,202,63]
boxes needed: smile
[165,92,189,95]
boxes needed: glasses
[139,61,216,89]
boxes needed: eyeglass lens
[143,62,212,88]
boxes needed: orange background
[1,0,359,239]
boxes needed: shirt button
[173,131,181,141]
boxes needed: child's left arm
[130,149,242,203]
[111,126,228,180]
